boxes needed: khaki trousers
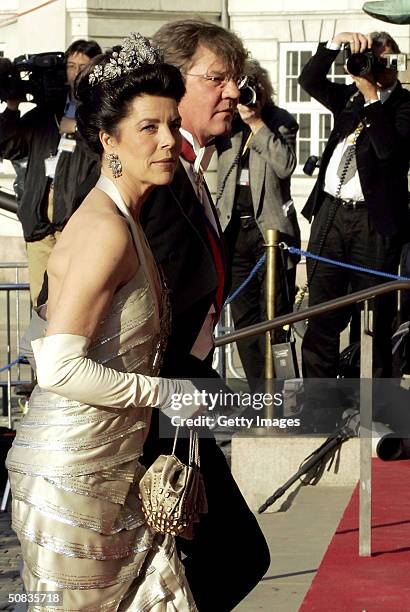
[26,185,61,307]
[26,232,61,307]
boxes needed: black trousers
[400,241,410,323]
[141,353,270,611]
[302,197,401,379]
[225,216,295,390]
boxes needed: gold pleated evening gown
[6,175,197,612]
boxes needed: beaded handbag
[139,427,208,540]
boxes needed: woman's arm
[35,209,201,415]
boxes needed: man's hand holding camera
[237,101,265,135]
[332,31,372,54]
[59,116,76,136]
[335,32,379,100]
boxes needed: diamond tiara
[89,32,161,86]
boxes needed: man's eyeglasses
[185,73,248,89]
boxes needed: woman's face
[104,94,182,188]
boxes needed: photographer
[0,39,101,306]
[216,59,300,389]
[299,31,410,383]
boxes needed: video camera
[239,75,261,107]
[343,43,407,78]
[0,52,67,107]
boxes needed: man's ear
[99,130,118,154]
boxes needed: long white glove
[31,334,202,416]
[20,309,47,374]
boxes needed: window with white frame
[278,42,350,172]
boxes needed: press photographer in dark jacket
[299,31,410,381]
[0,39,101,306]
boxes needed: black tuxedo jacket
[141,162,229,375]
[299,43,410,237]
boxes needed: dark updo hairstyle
[75,50,185,155]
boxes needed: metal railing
[215,279,410,346]
[0,189,17,214]
[213,305,244,379]
[0,263,32,428]
[215,277,410,558]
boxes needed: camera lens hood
[239,85,257,107]
[346,52,374,77]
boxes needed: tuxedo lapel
[168,162,210,245]
[202,179,224,239]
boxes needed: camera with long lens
[0,52,67,107]
[239,76,260,107]
[343,43,407,77]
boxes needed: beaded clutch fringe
[139,427,208,540]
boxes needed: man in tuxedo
[140,19,270,611]
[298,31,410,388]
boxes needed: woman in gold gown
[6,33,199,611]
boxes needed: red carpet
[301,459,410,611]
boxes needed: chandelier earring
[106,152,123,179]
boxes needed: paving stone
[0,505,22,599]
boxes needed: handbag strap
[172,426,180,455]
[189,430,200,469]
[172,426,200,468]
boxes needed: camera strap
[215,130,249,206]
[334,122,363,197]
[241,131,252,157]
[237,130,253,187]
[294,121,364,327]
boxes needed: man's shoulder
[141,162,199,233]
[215,131,239,156]
[142,184,169,216]
[395,81,410,102]
[142,172,181,227]
[263,105,298,130]
[146,168,184,206]
[20,104,57,130]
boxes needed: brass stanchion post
[264,229,279,420]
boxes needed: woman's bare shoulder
[71,189,129,236]
[48,188,136,282]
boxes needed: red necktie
[180,138,225,318]
[180,138,197,163]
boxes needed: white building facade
[0,0,408,259]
